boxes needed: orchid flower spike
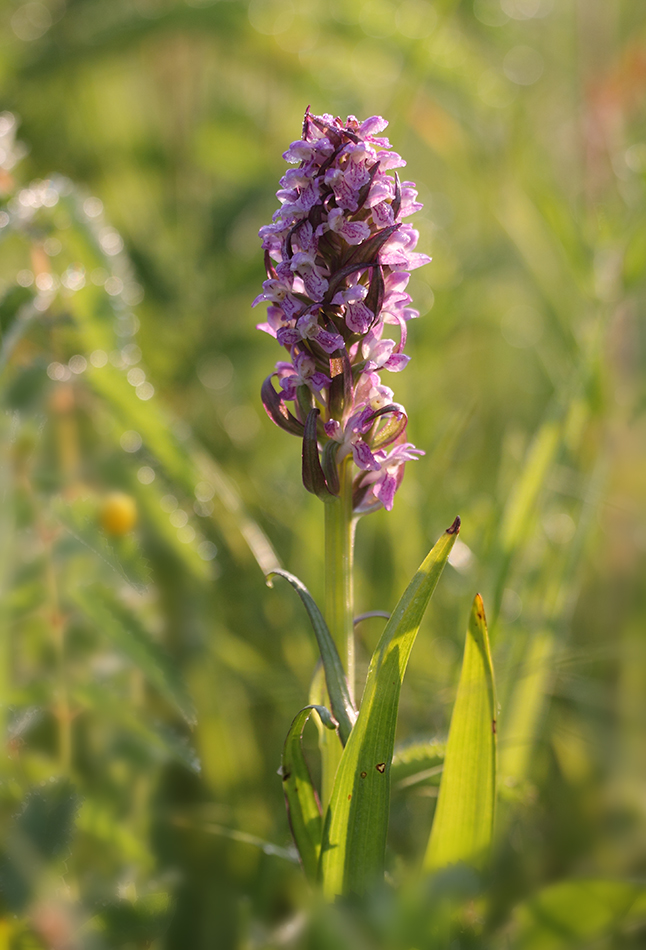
[255,108,431,514]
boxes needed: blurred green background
[0,0,645,946]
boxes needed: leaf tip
[473,592,486,623]
[447,515,461,535]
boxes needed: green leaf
[268,569,356,744]
[319,518,459,897]
[424,594,497,873]
[282,704,336,882]
[512,879,646,950]
[73,584,196,726]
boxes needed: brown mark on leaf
[282,771,291,782]
[492,720,497,735]
[376,763,386,774]
[447,516,461,535]
[474,593,486,622]
[348,794,352,801]
[360,771,367,779]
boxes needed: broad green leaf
[282,704,336,882]
[269,569,356,744]
[512,879,646,950]
[424,594,496,873]
[320,519,459,897]
[73,584,196,726]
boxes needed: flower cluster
[254,109,430,513]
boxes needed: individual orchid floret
[332,280,374,335]
[355,440,425,513]
[319,208,372,246]
[254,108,432,514]
[324,408,381,472]
[278,350,331,402]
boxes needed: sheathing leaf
[319,519,459,897]
[268,569,356,743]
[282,704,336,882]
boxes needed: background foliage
[0,0,645,946]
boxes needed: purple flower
[255,108,431,514]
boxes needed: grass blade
[282,704,336,882]
[320,518,459,897]
[268,569,356,744]
[424,594,497,873]
[391,739,446,791]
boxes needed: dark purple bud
[264,249,278,280]
[261,374,304,436]
[344,223,400,271]
[392,172,402,220]
[296,383,314,420]
[364,263,385,327]
[356,161,381,212]
[321,439,341,495]
[310,114,360,145]
[302,408,337,501]
[328,350,353,420]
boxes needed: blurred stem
[320,458,355,808]
[0,427,12,759]
[22,434,73,772]
[45,546,71,773]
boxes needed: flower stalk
[324,457,355,702]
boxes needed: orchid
[254,112,496,901]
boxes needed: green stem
[319,458,355,809]
[324,458,355,703]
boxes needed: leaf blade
[282,704,336,882]
[319,519,459,897]
[423,594,497,873]
[269,569,356,744]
